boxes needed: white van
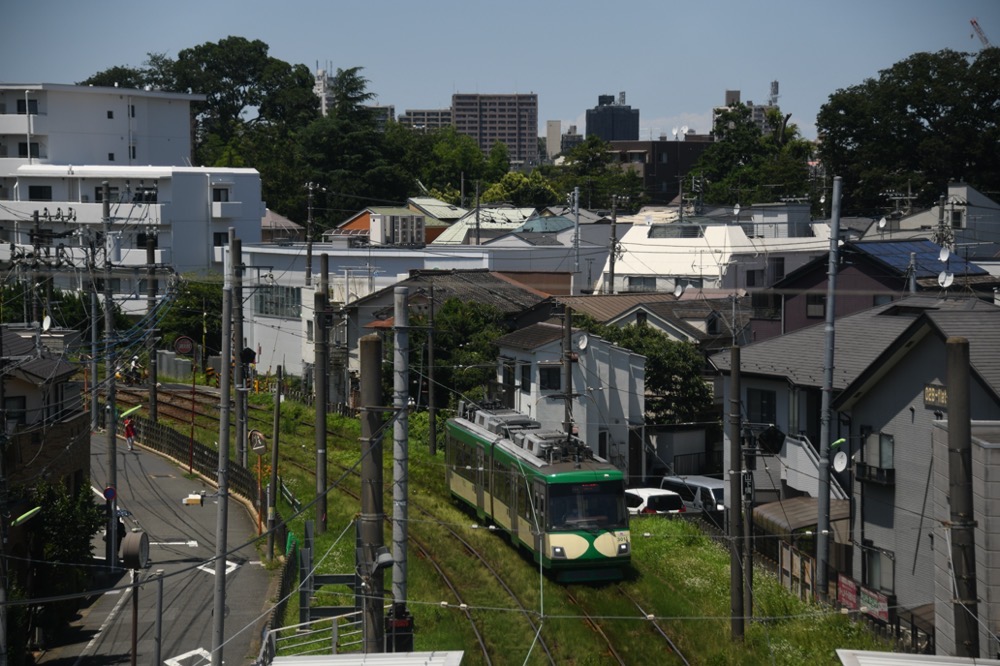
[658,475,725,516]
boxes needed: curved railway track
[563,588,627,665]
[617,585,691,666]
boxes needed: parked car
[659,475,725,518]
[625,488,685,516]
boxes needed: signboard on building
[924,383,948,410]
[859,585,890,623]
[837,574,858,610]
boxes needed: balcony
[855,461,895,486]
[212,201,243,218]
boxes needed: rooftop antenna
[671,126,679,141]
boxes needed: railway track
[563,588,627,665]
[617,585,691,666]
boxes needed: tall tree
[694,103,813,207]
[817,48,1000,215]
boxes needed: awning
[753,496,851,544]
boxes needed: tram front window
[549,481,626,530]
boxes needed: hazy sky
[4,1,997,140]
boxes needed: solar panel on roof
[853,240,988,278]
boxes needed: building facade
[451,93,538,166]
[586,93,639,141]
[397,108,452,131]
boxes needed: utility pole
[0,325,7,666]
[388,287,414,651]
[728,345,744,641]
[573,187,580,288]
[474,182,481,245]
[816,176,842,602]
[427,284,437,456]
[103,181,119,571]
[315,255,329,534]
[212,230,235,666]
[234,239,246,467]
[31,211,40,326]
[267,365,282,561]
[562,306,574,443]
[359,334,385,653]
[90,270,99,431]
[146,237,158,422]
[305,182,315,287]
[947,337,980,657]
[608,195,626,295]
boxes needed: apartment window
[213,232,228,247]
[130,145,136,160]
[108,153,115,162]
[520,363,530,393]
[130,104,136,118]
[306,319,314,342]
[28,185,52,201]
[213,187,230,202]
[4,396,27,425]
[745,269,764,287]
[862,540,895,594]
[18,142,40,158]
[255,285,302,319]
[95,186,121,203]
[16,99,38,114]
[865,431,894,469]
[539,366,561,391]
[627,276,656,291]
[747,388,777,424]
[806,293,826,318]
[133,186,158,203]
[951,210,963,229]
[768,256,785,281]
[107,110,114,119]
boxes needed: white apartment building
[0,84,264,315]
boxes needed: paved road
[35,431,273,665]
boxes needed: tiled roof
[354,269,550,315]
[495,322,565,351]
[549,293,681,323]
[710,296,998,389]
[925,309,1000,394]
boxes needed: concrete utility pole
[947,337,980,657]
[427,284,437,456]
[562,306,574,443]
[212,231,235,666]
[146,237,158,422]
[103,181,119,571]
[267,365,282,561]
[314,256,329,534]
[0,324,7,666]
[816,176,843,602]
[608,195,623,295]
[388,287,414,650]
[728,345,744,641]
[234,239,246,467]
[305,182,315,287]
[90,279,99,431]
[359,334,385,653]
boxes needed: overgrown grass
[158,396,890,664]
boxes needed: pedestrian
[124,417,136,451]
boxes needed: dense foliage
[816,48,1000,215]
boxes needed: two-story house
[494,321,646,482]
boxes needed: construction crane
[971,18,991,48]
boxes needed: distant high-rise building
[561,125,584,155]
[545,120,561,160]
[451,93,538,166]
[367,105,395,132]
[398,108,452,131]
[713,83,780,135]
[585,92,639,141]
[314,68,337,116]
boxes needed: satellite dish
[938,246,951,263]
[671,126,679,137]
[680,125,689,135]
[733,203,741,216]
[878,217,887,230]
[938,271,954,288]
[833,450,848,473]
[673,283,685,298]
[42,315,51,332]
[577,334,589,351]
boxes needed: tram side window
[494,461,511,505]
[453,438,476,482]
[517,483,530,520]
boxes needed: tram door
[476,448,486,513]
[532,481,546,554]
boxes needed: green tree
[480,171,560,208]
[577,316,714,423]
[817,48,1000,215]
[694,103,813,207]
[156,277,223,357]
[550,135,645,209]
[412,299,511,409]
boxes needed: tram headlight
[617,542,630,556]
[552,546,567,559]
